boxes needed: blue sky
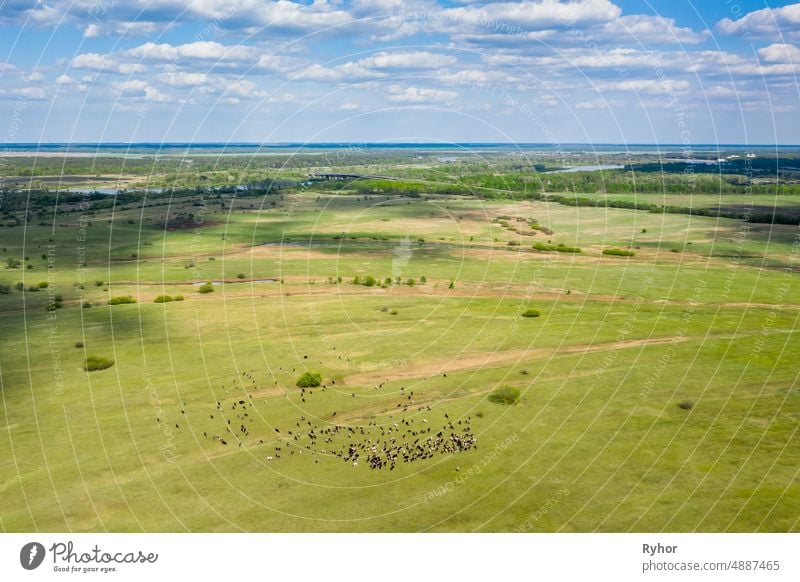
[1,0,799,144]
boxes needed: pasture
[0,186,798,532]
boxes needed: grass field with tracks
[1,185,798,532]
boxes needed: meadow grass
[0,191,797,532]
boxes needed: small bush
[390,309,398,315]
[521,309,541,318]
[108,295,136,305]
[474,411,484,418]
[95,280,104,287]
[533,242,582,253]
[15,282,24,291]
[296,371,322,388]
[173,295,184,301]
[0,284,9,294]
[75,341,84,348]
[198,282,214,294]
[154,295,174,303]
[82,301,92,308]
[237,273,246,279]
[406,278,416,286]
[488,386,521,405]
[602,248,636,257]
[448,281,455,289]
[677,400,694,410]
[84,356,114,371]
[420,276,427,284]
[363,275,377,287]
[37,281,49,288]
[352,275,361,285]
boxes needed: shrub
[448,281,455,289]
[533,242,581,253]
[198,282,214,294]
[474,411,484,418]
[237,273,246,279]
[677,400,694,410]
[154,295,174,303]
[95,280,104,287]
[84,355,114,371]
[363,275,377,287]
[521,309,541,318]
[82,302,92,308]
[173,295,184,301]
[488,386,521,405]
[15,282,23,291]
[420,276,427,284]
[602,248,636,257]
[37,281,49,288]
[0,284,9,294]
[406,278,416,286]
[390,309,399,315]
[296,371,322,388]
[5,257,21,269]
[352,275,360,285]
[384,277,392,285]
[108,295,136,305]
[75,341,83,348]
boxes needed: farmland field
[1,148,798,532]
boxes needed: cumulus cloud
[717,3,800,40]
[758,43,800,63]
[126,41,257,62]
[595,79,690,94]
[295,50,457,82]
[385,85,458,103]
[71,53,145,74]
[441,0,621,32]
[599,14,709,44]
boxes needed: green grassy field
[1,187,798,532]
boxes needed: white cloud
[71,53,145,74]
[440,69,517,85]
[385,85,458,103]
[600,15,709,44]
[717,3,800,40]
[158,72,210,87]
[55,74,74,85]
[339,101,362,110]
[127,41,257,62]
[357,51,457,70]
[295,50,457,82]
[758,43,800,63]
[17,87,48,100]
[440,0,621,32]
[111,79,173,102]
[595,79,690,94]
